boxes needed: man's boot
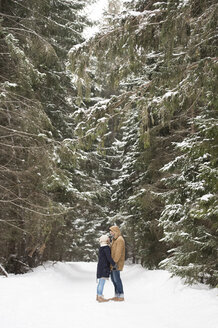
[109,296,124,301]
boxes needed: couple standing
[96,226,125,303]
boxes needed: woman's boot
[97,295,109,302]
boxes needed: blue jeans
[97,278,106,296]
[111,270,124,298]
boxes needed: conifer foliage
[0,0,91,272]
[0,0,217,286]
[70,0,218,285]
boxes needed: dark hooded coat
[97,246,115,279]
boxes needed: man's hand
[113,264,118,271]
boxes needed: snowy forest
[0,0,217,287]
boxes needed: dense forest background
[0,0,217,287]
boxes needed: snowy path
[0,262,217,328]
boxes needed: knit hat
[99,235,109,246]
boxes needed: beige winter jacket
[109,226,125,271]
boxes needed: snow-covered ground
[0,262,217,328]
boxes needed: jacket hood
[109,226,121,239]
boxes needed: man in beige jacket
[109,226,125,301]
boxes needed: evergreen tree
[69,0,218,280]
[0,0,91,271]
[160,65,218,286]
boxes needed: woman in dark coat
[96,235,116,302]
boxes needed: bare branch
[0,264,8,277]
